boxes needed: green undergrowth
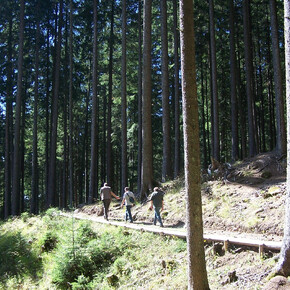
[0,207,278,289]
[0,209,188,289]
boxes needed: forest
[0,0,287,218]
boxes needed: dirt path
[60,211,282,253]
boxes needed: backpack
[128,192,135,203]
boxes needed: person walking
[121,187,136,223]
[149,187,164,227]
[100,183,120,220]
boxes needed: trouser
[154,207,163,227]
[102,199,111,220]
[125,205,133,222]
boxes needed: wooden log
[224,240,229,252]
[59,212,282,252]
[259,244,264,256]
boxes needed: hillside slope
[78,152,286,241]
[75,152,287,289]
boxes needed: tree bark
[107,0,114,187]
[31,5,40,214]
[243,0,257,157]
[209,0,220,161]
[47,0,63,208]
[69,0,74,207]
[161,0,172,182]
[141,0,153,199]
[269,0,286,155]
[180,0,210,288]
[12,0,25,216]
[89,0,99,203]
[4,17,13,218]
[121,0,128,192]
[137,0,143,195]
[275,0,290,276]
[229,0,239,161]
[173,0,180,178]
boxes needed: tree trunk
[4,17,13,218]
[31,7,40,214]
[209,0,220,161]
[243,0,257,157]
[173,0,180,178]
[180,0,210,288]
[141,0,153,199]
[200,61,208,168]
[161,0,172,182]
[12,0,25,216]
[269,0,286,155]
[266,17,276,151]
[69,0,74,207]
[107,0,114,187]
[275,0,290,276]
[47,0,63,208]
[137,0,142,195]
[121,0,128,192]
[89,0,99,203]
[62,83,68,209]
[256,28,266,152]
[45,13,51,209]
[237,50,247,159]
[229,0,239,161]
[20,83,26,212]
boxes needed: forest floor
[74,151,288,289]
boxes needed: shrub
[0,231,41,283]
[75,221,98,246]
[51,237,116,288]
[38,231,58,253]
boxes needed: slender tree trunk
[121,0,128,192]
[205,65,211,163]
[201,61,208,168]
[237,50,247,158]
[269,0,286,155]
[107,0,114,187]
[275,0,290,275]
[243,0,257,157]
[256,29,266,152]
[4,17,13,218]
[20,84,26,212]
[47,0,63,208]
[141,0,153,199]
[209,0,220,161]
[173,0,180,178]
[45,14,51,208]
[180,0,210,288]
[137,0,142,195]
[31,7,40,214]
[12,0,25,216]
[161,0,172,182]
[89,0,99,203]
[69,0,74,207]
[229,0,239,161]
[266,17,276,151]
[85,78,90,203]
[62,85,68,209]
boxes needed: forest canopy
[0,0,286,217]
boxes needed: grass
[0,210,189,289]
[0,209,278,289]
[1,166,283,290]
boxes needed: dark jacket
[150,190,164,208]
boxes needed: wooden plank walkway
[60,212,282,253]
